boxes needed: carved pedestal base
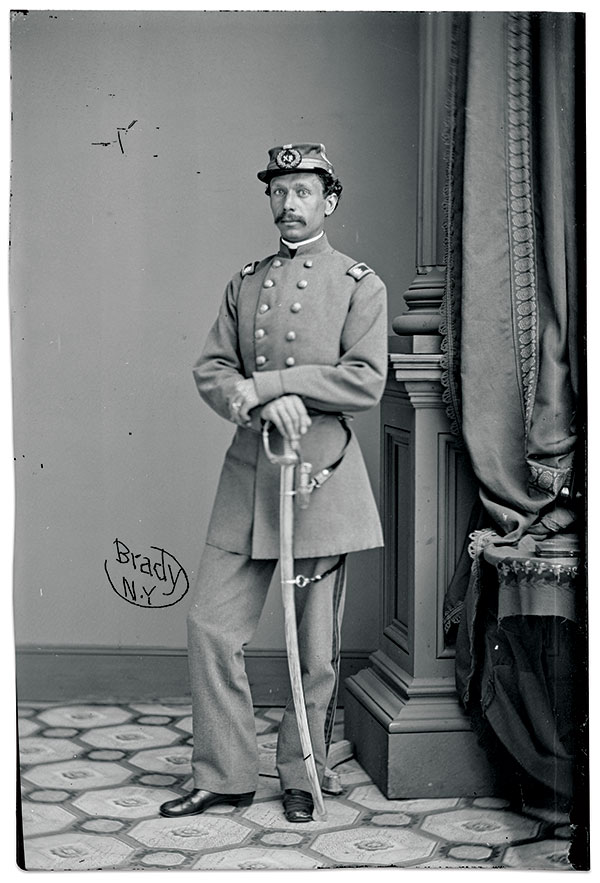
[345,653,502,798]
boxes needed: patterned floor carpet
[18,699,575,871]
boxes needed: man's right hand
[261,395,312,441]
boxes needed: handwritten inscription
[104,539,189,609]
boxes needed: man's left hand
[229,378,260,425]
[260,395,311,440]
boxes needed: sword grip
[296,461,313,509]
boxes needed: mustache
[276,212,305,224]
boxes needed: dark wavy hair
[265,170,343,210]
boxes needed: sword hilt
[262,421,301,466]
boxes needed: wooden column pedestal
[344,351,502,798]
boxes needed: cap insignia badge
[276,147,302,170]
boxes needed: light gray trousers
[186,543,347,794]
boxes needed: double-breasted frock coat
[194,233,388,558]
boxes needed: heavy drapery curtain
[440,11,585,805]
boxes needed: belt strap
[284,555,346,588]
[262,415,353,507]
[306,415,352,491]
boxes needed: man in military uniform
[159,143,388,823]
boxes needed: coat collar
[278,232,333,259]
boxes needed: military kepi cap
[257,143,335,183]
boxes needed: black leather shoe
[159,788,254,818]
[282,789,314,823]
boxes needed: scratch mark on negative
[92,120,138,155]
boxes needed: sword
[262,423,327,820]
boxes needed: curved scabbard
[278,438,326,819]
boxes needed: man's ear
[324,193,338,216]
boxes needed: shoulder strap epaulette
[241,260,259,278]
[347,262,374,281]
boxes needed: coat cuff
[252,369,285,404]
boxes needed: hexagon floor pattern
[18,700,575,871]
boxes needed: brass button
[256,355,267,366]
[297,280,308,289]
[255,329,265,339]
[272,259,282,268]
[286,331,296,341]
[263,279,275,288]
[259,304,270,313]
[285,356,296,367]
[304,259,313,268]
[290,302,302,313]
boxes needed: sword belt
[296,414,352,500]
[283,554,346,588]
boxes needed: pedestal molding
[391,352,443,375]
[346,666,477,735]
[369,649,461,699]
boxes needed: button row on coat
[270,258,313,268]
[255,329,296,341]
[262,255,313,293]
[255,355,296,368]
[255,259,307,364]
[257,302,301,314]
[263,279,308,289]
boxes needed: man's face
[269,172,337,242]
